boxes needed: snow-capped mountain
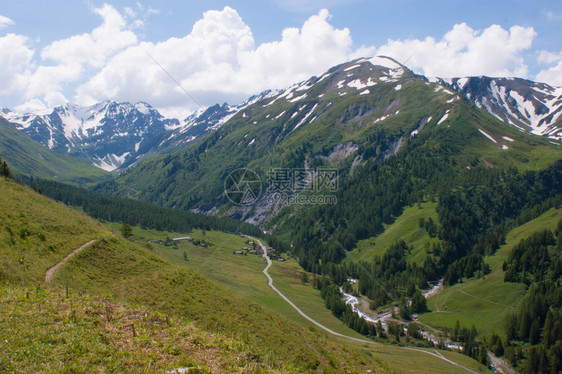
[2,90,280,172]
[1,101,178,171]
[3,57,561,174]
[1,99,255,172]
[437,76,562,140]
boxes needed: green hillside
[0,178,387,373]
[348,201,440,264]
[0,117,110,186]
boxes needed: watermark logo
[225,167,338,206]
[224,168,262,205]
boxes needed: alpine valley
[1,56,561,374]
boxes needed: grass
[0,284,282,373]
[0,178,106,284]
[348,201,440,264]
[118,224,491,373]
[54,235,383,373]
[111,223,364,337]
[419,208,562,340]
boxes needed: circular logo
[224,168,262,206]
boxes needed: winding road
[44,240,96,283]
[252,237,480,374]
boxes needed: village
[233,238,286,262]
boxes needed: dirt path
[44,240,96,284]
[250,237,479,374]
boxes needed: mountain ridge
[2,56,560,174]
[102,56,561,226]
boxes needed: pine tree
[411,289,427,313]
[0,157,11,179]
[121,223,133,238]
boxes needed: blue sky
[1,0,561,117]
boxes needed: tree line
[15,175,264,237]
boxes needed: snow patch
[292,104,318,131]
[365,56,402,70]
[437,110,450,125]
[344,64,361,71]
[457,77,469,89]
[347,79,368,90]
[478,129,498,144]
[394,84,402,91]
[502,136,515,142]
[94,152,130,172]
[360,90,370,95]
[289,94,307,103]
[134,102,151,115]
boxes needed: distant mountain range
[1,58,560,173]
[1,92,275,172]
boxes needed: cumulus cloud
[4,4,561,118]
[41,4,137,68]
[0,34,34,95]
[1,4,139,112]
[376,23,536,78]
[76,7,362,117]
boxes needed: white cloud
[13,99,48,113]
[0,15,15,29]
[376,23,536,78]
[41,4,137,68]
[536,61,562,86]
[76,7,363,117]
[2,4,140,112]
[535,50,562,86]
[537,50,562,64]
[4,4,561,117]
[0,34,34,95]
[544,10,562,21]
